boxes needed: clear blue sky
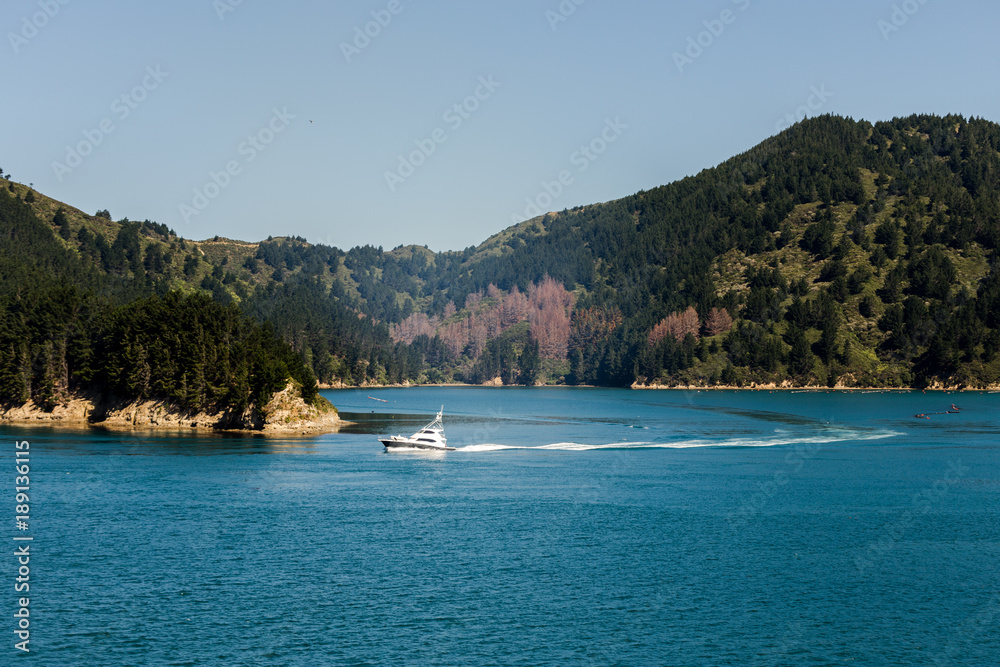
[3,0,998,251]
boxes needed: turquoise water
[9,388,1000,664]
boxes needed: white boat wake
[454,429,899,452]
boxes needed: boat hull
[378,407,452,451]
[380,438,455,451]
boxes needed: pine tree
[787,327,813,377]
[53,208,71,239]
[518,340,540,385]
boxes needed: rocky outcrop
[0,382,345,434]
[257,382,344,433]
[0,396,95,424]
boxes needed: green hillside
[335,114,1000,388]
[4,113,1000,395]
[0,184,329,417]
[1,177,416,389]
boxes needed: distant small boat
[380,407,455,451]
[368,396,388,403]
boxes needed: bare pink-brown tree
[703,307,733,336]
[648,306,701,346]
[528,276,575,359]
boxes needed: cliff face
[0,382,344,434]
[256,382,343,433]
[0,395,95,425]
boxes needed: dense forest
[378,113,1000,388]
[0,185,319,414]
[4,113,1000,402]
[347,114,1000,388]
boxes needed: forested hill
[0,175,416,395]
[4,113,1000,392]
[362,113,1000,389]
[0,183,322,416]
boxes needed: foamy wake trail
[458,444,518,452]
[454,429,898,452]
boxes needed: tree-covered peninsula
[0,185,333,429]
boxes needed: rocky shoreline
[320,379,997,391]
[0,382,346,434]
[631,382,1000,392]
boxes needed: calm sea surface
[8,388,1000,665]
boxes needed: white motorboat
[380,407,455,451]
